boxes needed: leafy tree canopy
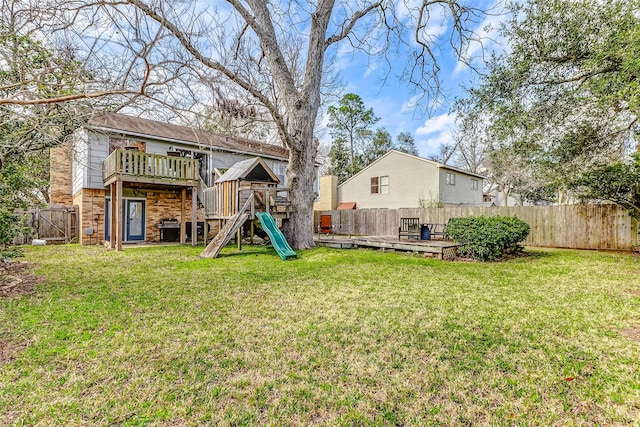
[571,153,640,219]
[0,26,93,166]
[0,27,92,250]
[453,0,639,205]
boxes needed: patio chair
[318,214,333,235]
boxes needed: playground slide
[255,212,298,260]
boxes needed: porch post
[110,182,116,249]
[180,188,186,244]
[115,179,123,251]
[192,186,197,246]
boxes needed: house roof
[337,202,357,210]
[456,202,496,208]
[338,149,486,188]
[87,112,289,161]
[215,157,280,184]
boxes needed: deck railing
[202,185,291,219]
[103,149,199,184]
[203,186,217,218]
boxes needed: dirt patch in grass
[621,326,640,344]
[0,337,26,365]
[0,261,42,297]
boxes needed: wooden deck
[314,235,459,260]
[103,149,199,187]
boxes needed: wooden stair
[200,193,254,259]
[200,212,248,258]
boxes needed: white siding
[71,131,89,195]
[145,140,171,155]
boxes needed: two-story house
[50,112,289,248]
[334,150,485,209]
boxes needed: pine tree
[396,132,419,156]
[327,93,379,178]
[327,138,352,184]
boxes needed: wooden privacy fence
[314,205,638,251]
[33,205,78,243]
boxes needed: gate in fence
[34,205,77,243]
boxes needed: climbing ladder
[200,194,253,258]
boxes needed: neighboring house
[484,189,551,207]
[50,112,290,247]
[335,150,485,209]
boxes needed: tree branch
[126,0,291,146]
[325,1,383,46]
[0,89,136,106]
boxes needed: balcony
[103,149,199,187]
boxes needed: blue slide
[255,212,298,260]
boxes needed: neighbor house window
[370,176,379,194]
[446,172,455,185]
[371,176,390,194]
[471,179,478,190]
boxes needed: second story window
[371,176,390,194]
[370,176,379,194]
[471,178,478,190]
[446,172,455,185]
[380,176,389,194]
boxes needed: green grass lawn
[1,245,639,426]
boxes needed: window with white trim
[370,175,390,194]
[446,172,456,185]
[471,178,478,190]
[380,176,389,194]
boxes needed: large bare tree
[3,0,489,248]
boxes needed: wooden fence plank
[314,205,637,250]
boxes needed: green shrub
[447,216,530,261]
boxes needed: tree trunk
[502,188,509,207]
[283,113,318,250]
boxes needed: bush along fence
[313,204,638,251]
[447,216,530,261]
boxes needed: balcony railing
[103,149,199,186]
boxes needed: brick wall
[74,188,106,245]
[146,189,204,242]
[50,143,74,206]
[74,187,206,244]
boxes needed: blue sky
[318,0,506,158]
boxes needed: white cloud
[416,112,457,136]
[414,112,457,155]
[417,131,455,153]
[330,42,358,73]
[400,94,422,113]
